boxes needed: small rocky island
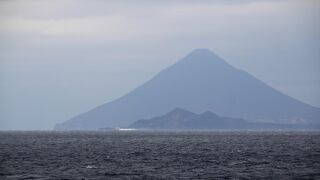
[128,108,311,130]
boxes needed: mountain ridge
[129,108,316,130]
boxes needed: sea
[0,131,319,179]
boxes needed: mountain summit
[55,49,320,130]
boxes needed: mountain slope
[55,49,320,130]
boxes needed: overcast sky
[0,0,319,130]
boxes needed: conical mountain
[55,48,320,130]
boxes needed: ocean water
[0,131,319,179]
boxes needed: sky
[0,0,319,130]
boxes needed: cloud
[0,1,303,40]
[0,0,286,19]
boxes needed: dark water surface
[0,131,319,179]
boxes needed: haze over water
[1,0,319,130]
[1,1,320,179]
